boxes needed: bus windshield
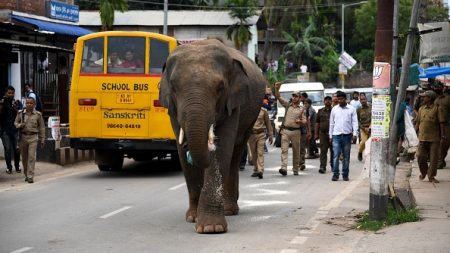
[279,91,324,107]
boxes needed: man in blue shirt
[329,91,358,181]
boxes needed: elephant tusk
[208,124,216,151]
[179,128,184,145]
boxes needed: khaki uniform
[278,97,306,172]
[435,94,450,169]
[316,106,333,170]
[357,104,372,153]
[416,104,445,180]
[14,109,45,180]
[248,108,273,174]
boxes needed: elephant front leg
[195,157,227,233]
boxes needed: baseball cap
[292,91,301,97]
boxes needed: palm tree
[226,0,258,51]
[99,0,128,31]
[282,16,329,69]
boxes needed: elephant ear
[226,59,251,116]
[159,63,171,109]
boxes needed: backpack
[27,92,43,112]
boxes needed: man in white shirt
[329,91,358,181]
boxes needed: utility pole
[163,0,168,35]
[369,0,394,220]
[389,0,422,186]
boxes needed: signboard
[296,72,309,82]
[418,22,450,63]
[372,62,391,89]
[371,95,391,139]
[339,52,357,69]
[46,1,79,22]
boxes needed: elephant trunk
[185,111,212,169]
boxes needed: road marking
[280,249,297,253]
[239,200,291,208]
[100,206,132,219]
[281,171,365,253]
[10,247,33,253]
[290,236,308,244]
[169,182,186,191]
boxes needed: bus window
[149,39,169,74]
[81,37,104,73]
[107,37,145,74]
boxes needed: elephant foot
[185,208,197,223]
[224,202,239,216]
[195,214,228,234]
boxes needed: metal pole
[390,0,422,183]
[163,0,168,35]
[369,0,394,220]
[341,4,345,54]
[387,0,400,187]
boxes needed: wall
[0,0,46,16]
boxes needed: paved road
[0,145,365,253]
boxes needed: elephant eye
[217,82,224,94]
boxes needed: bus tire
[95,150,123,172]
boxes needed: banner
[419,22,450,63]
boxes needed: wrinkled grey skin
[159,39,266,233]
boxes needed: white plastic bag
[402,111,419,153]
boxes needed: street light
[340,1,367,89]
[341,1,368,53]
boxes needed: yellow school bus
[70,31,178,171]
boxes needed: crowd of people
[1,84,45,184]
[243,81,450,183]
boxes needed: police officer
[14,98,45,183]
[357,94,372,161]
[249,101,274,179]
[433,82,450,169]
[415,90,445,183]
[315,96,333,174]
[274,82,306,176]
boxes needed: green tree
[281,16,329,70]
[99,0,128,31]
[226,0,258,50]
[351,0,449,70]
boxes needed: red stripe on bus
[79,73,161,77]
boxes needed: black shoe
[257,172,263,179]
[293,171,299,176]
[332,175,339,181]
[16,168,21,173]
[6,169,12,174]
[251,172,259,177]
[28,178,34,183]
[358,152,363,161]
[240,166,245,171]
[24,177,28,182]
[300,165,306,171]
[279,168,287,176]
[318,168,326,174]
[343,176,349,181]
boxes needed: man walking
[415,90,445,183]
[329,91,358,181]
[315,96,333,174]
[0,86,22,174]
[274,82,306,176]
[248,100,274,179]
[357,94,372,161]
[14,98,45,183]
[299,92,310,170]
[433,82,450,169]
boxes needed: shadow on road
[80,158,183,179]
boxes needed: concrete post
[369,0,394,220]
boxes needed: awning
[0,38,73,53]
[418,65,450,78]
[12,15,92,37]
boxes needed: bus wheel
[95,150,123,172]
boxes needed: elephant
[159,39,267,233]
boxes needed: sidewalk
[294,157,450,253]
[0,160,95,192]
